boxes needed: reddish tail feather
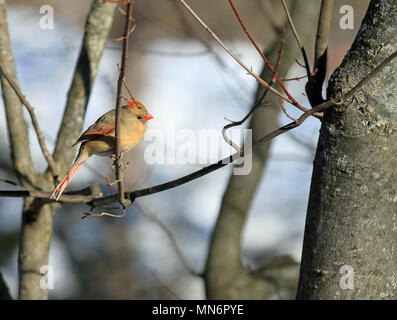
[51,161,83,201]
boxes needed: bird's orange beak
[142,113,154,123]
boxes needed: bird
[51,99,153,201]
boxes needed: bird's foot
[110,155,129,174]
[105,176,121,186]
[120,161,130,174]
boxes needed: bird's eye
[138,116,143,120]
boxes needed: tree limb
[115,1,134,209]
[305,0,334,107]
[0,65,59,183]
[227,0,315,116]
[0,0,38,188]
[177,0,296,107]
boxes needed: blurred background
[0,0,368,299]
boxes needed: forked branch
[0,65,59,183]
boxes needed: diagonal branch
[0,0,37,187]
[306,0,334,107]
[280,0,312,78]
[136,201,201,277]
[0,65,59,183]
[222,29,285,155]
[177,0,294,106]
[52,0,118,176]
[227,0,316,116]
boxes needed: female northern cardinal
[51,99,153,201]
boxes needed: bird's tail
[51,158,84,201]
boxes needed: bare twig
[173,0,255,103]
[314,0,334,66]
[222,29,285,156]
[83,1,135,219]
[306,0,334,107]
[0,0,37,188]
[114,24,136,42]
[227,0,316,116]
[279,0,325,118]
[136,201,201,277]
[0,177,25,189]
[115,1,135,207]
[83,207,126,219]
[0,65,59,183]
[177,0,294,106]
[280,0,312,78]
[150,270,182,299]
[281,69,317,82]
[279,98,297,121]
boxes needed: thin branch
[222,29,286,155]
[0,0,37,187]
[280,0,312,78]
[84,0,134,218]
[254,50,397,148]
[0,65,59,183]
[114,1,135,209]
[135,1,253,104]
[0,51,395,209]
[306,0,334,107]
[150,270,182,300]
[173,0,255,103]
[279,98,297,121]
[281,69,317,82]
[136,201,201,277]
[227,0,315,116]
[314,0,334,65]
[177,0,294,106]
[0,177,25,189]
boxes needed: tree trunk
[297,0,397,299]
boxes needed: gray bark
[205,0,320,299]
[297,0,397,299]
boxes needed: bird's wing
[73,113,116,146]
